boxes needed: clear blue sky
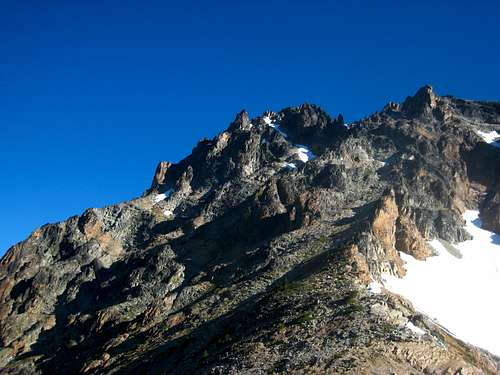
[1,0,499,255]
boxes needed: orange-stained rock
[344,244,371,284]
[371,193,398,251]
[396,215,433,260]
[370,192,405,277]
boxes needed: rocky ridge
[1,86,499,374]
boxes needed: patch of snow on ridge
[262,115,287,136]
[406,322,425,336]
[383,210,500,356]
[153,193,167,203]
[477,130,500,147]
[153,189,174,203]
[296,145,316,162]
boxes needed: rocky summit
[1,86,500,375]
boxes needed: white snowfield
[383,210,500,356]
[262,115,316,166]
[477,129,500,147]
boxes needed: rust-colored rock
[396,215,433,260]
[344,244,371,284]
[372,193,398,250]
[370,192,406,277]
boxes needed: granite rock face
[1,87,499,374]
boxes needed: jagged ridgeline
[1,86,499,374]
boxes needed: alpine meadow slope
[1,86,500,374]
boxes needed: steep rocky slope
[1,86,499,374]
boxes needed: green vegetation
[308,234,329,255]
[344,290,359,304]
[336,290,364,315]
[295,310,315,325]
[277,322,286,332]
[274,279,311,298]
[341,304,364,315]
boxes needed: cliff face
[1,87,499,374]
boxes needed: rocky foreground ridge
[1,86,500,374]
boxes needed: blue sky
[1,0,499,255]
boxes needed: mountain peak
[278,103,346,147]
[401,84,438,118]
[228,109,252,131]
[1,88,500,374]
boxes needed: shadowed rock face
[1,87,499,374]
[481,191,500,233]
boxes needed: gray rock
[1,86,499,374]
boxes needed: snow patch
[477,130,500,147]
[296,145,316,162]
[152,189,174,203]
[263,115,272,126]
[153,193,167,203]
[263,115,287,137]
[406,321,425,336]
[383,210,500,356]
[283,162,297,170]
[367,281,382,294]
[163,210,174,218]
